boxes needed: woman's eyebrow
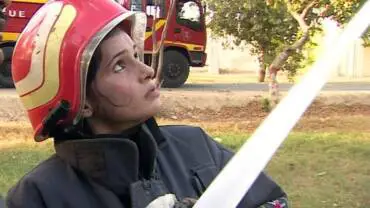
[104,43,137,67]
[105,49,128,68]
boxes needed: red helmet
[12,0,146,141]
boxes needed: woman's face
[84,29,161,134]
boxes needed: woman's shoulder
[158,124,225,156]
[21,154,64,181]
[159,124,208,142]
[6,154,68,207]
[7,154,65,196]
[160,124,204,135]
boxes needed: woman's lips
[145,83,160,99]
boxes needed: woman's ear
[82,100,94,118]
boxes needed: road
[180,82,370,92]
[0,82,369,96]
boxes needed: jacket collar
[54,118,163,196]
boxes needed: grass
[1,131,370,207]
[216,132,370,208]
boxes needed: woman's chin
[141,98,161,119]
[150,98,162,115]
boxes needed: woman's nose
[138,61,155,82]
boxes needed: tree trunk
[268,47,292,106]
[258,50,266,82]
[258,69,266,82]
[267,1,316,107]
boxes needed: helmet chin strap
[41,100,70,138]
[152,0,177,82]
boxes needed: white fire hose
[193,1,370,207]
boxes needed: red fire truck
[0,0,207,88]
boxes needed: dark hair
[86,27,123,90]
[86,47,101,92]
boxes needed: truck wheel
[0,46,14,88]
[0,59,13,88]
[161,50,189,88]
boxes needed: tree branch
[289,31,309,50]
[289,1,316,31]
[290,10,309,31]
[300,0,317,19]
[269,0,316,70]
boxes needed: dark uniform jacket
[6,118,287,208]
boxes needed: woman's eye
[114,64,125,72]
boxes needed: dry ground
[0,91,370,136]
[0,90,370,207]
[0,92,369,149]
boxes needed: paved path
[180,82,370,92]
[1,82,369,96]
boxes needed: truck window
[113,0,124,5]
[176,0,202,31]
[131,0,143,11]
[145,0,166,18]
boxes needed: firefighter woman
[6,0,288,207]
